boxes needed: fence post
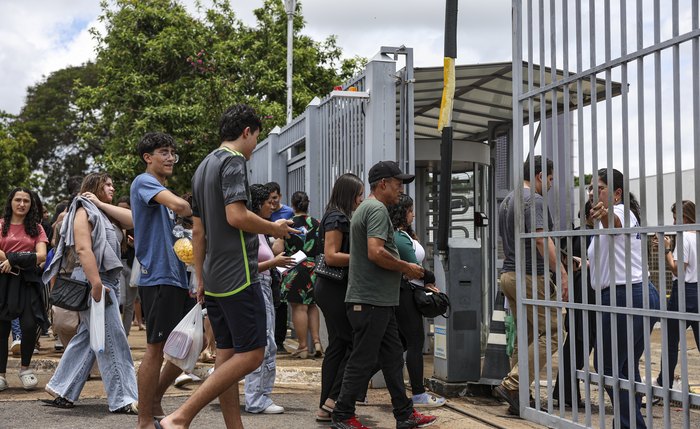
[305,97,322,218]
[363,51,397,184]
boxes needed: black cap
[368,161,415,184]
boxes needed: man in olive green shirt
[331,161,437,429]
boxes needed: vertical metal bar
[512,0,528,418]
[575,0,593,424]
[693,3,700,405]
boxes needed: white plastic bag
[89,287,106,354]
[164,303,203,372]
[129,257,141,287]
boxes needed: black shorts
[139,285,195,344]
[205,283,266,353]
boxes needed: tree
[18,63,99,203]
[0,113,36,199]
[78,0,364,197]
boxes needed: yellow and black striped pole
[437,0,458,252]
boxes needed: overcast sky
[0,0,512,115]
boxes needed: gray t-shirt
[499,187,552,275]
[346,198,402,306]
[191,147,259,296]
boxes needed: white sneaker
[0,376,7,392]
[10,340,21,355]
[262,403,285,414]
[174,372,201,388]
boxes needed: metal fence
[249,47,411,218]
[512,1,700,428]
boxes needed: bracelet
[665,248,672,254]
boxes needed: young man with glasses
[131,132,194,429]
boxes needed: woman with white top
[588,168,660,429]
[654,200,699,388]
[389,194,445,408]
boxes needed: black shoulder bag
[49,252,90,312]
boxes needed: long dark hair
[389,193,415,238]
[597,168,642,225]
[325,173,364,218]
[250,184,272,215]
[2,187,41,238]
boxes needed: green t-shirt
[346,198,402,306]
[394,230,419,264]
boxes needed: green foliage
[0,113,36,199]
[76,0,364,197]
[18,63,99,203]
[573,174,593,187]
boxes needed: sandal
[314,341,324,357]
[40,396,75,408]
[315,410,332,422]
[291,349,308,359]
[18,369,38,390]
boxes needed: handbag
[412,284,450,318]
[50,274,90,311]
[314,253,347,282]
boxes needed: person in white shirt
[588,168,660,429]
[654,200,699,388]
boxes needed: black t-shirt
[191,147,258,296]
[320,209,350,256]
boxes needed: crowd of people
[0,105,697,429]
[0,104,443,429]
[494,158,697,429]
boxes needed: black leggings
[0,302,38,371]
[395,284,425,395]
[315,277,353,408]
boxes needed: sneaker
[331,416,371,429]
[0,376,7,392]
[494,384,520,412]
[261,403,285,414]
[412,392,446,408]
[174,372,201,388]
[396,410,437,428]
[10,340,21,355]
[112,402,138,414]
[18,369,38,390]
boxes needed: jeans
[46,276,138,411]
[119,260,139,336]
[656,280,700,387]
[333,304,413,423]
[315,277,352,408]
[244,273,277,413]
[595,282,660,429]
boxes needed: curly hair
[2,187,41,238]
[250,184,272,215]
[137,132,177,164]
[388,193,415,237]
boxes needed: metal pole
[437,0,458,252]
[285,0,295,124]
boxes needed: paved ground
[2,324,699,428]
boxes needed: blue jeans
[244,273,277,412]
[657,280,700,386]
[47,276,138,411]
[595,282,660,429]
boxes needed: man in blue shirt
[266,182,294,222]
[130,132,193,429]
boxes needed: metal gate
[512,1,699,428]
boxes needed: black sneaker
[396,409,437,428]
[494,384,520,412]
